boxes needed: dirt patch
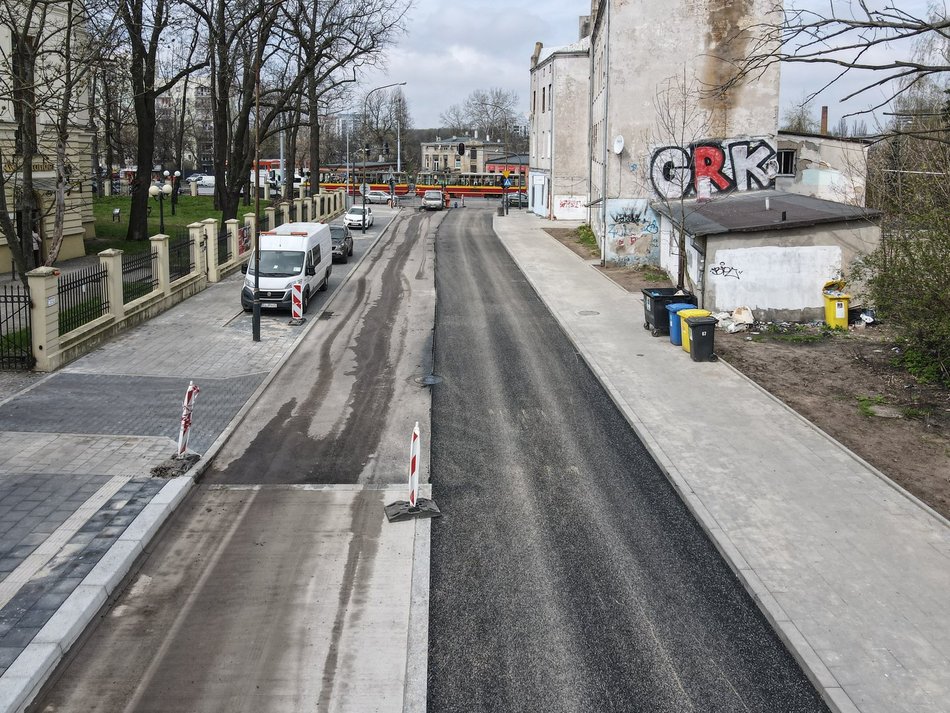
[544,226,950,520]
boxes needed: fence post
[280,202,291,225]
[265,205,277,229]
[203,218,220,283]
[27,267,61,373]
[151,234,170,296]
[293,198,304,223]
[263,182,271,200]
[99,249,125,321]
[188,222,205,278]
[226,218,239,262]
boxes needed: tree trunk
[126,93,156,240]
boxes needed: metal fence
[217,228,231,266]
[259,213,270,233]
[58,264,109,336]
[122,250,158,303]
[289,202,297,222]
[169,231,194,282]
[0,284,33,370]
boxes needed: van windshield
[247,250,304,277]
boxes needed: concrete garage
[652,191,881,322]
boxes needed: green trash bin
[685,316,719,362]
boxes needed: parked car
[343,205,374,229]
[330,225,354,263]
[422,189,444,210]
[505,192,528,207]
[184,173,205,183]
[365,190,391,204]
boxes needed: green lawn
[88,194,271,255]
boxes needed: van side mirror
[241,263,248,274]
[305,265,316,276]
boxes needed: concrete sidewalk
[493,211,950,713]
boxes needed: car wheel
[302,288,310,314]
[348,245,353,256]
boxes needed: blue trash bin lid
[666,302,697,314]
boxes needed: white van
[240,222,332,313]
[197,175,216,188]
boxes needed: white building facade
[529,36,590,220]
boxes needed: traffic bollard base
[384,498,442,523]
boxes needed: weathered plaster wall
[775,134,870,206]
[703,222,882,320]
[588,0,781,261]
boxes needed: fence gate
[0,284,34,370]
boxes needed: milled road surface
[426,205,830,712]
[29,208,434,712]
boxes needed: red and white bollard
[408,421,420,507]
[177,381,200,457]
[384,421,441,522]
[290,282,304,323]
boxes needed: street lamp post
[164,170,181,215]
[148,183,173,234]
[360,81,407,227]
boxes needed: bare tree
[438,103,467,134]
[0,0,108,282]
[722,2,950,141]
[780,92,819,133]
[116,0,206,240]
[648,71,712,289]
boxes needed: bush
[853,211,950,386]
[575,224,599,255]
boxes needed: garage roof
[650,191,880,237]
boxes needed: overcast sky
[359,0,934,133]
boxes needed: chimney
[820,106,828,135]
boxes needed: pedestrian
[32,227,41,267]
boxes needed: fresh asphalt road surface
[29,206,434,711]
[426,205,830,712]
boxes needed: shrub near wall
[853,212,950,386]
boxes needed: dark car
[330,224,354,263]
[505,192,528,208]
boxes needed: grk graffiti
[650,139,778,200]
[710,261,742,279]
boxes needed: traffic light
[384,141,390,156]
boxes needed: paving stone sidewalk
[0,272,305,699]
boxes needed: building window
[777,149,796,176]
[470,148,477,159]
[541,87,545,113]
[532,91,536,113]
[470,164,476,173]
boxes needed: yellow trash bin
[678,308,711,353]
[822,280,851,329]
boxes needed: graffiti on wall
[650,138,778,200]
[710,261,742,279]
[604,199,661,265]
[553,194,586,220]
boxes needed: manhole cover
[319,311,335,320]
[578,310,600,316]
[414,374,443,386]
